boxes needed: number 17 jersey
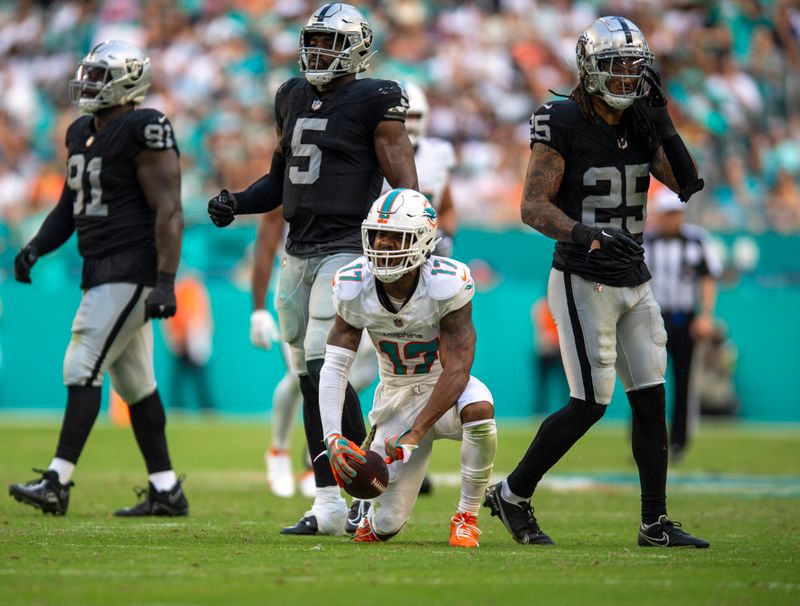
[530,100,658,287]
[332,256,474,389]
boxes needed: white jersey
[382,136,456,211]
[332,255,474,389]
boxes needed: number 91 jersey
[530,100,658,287]
[332,255,474,389]
[65,108,178,266]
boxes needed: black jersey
[530,100,658,286]
[65,108,179,288]
[274,77,408,257]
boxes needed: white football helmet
[400,81,429,147]
[362,189,439,283]
[576,16,654,110]
[299,3,376,87]
[69,40,151,114]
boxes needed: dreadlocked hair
[570,78,660,147]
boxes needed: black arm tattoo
[650,145,680,193]
[439,302,476,372]
[520,143,575,242]
[408,302,475,439]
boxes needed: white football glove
[250,309,280,350]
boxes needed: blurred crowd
[1,0,799,243]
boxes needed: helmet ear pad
[583,73,600,94]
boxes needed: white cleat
[298,469,316,499]
[266,449,295,498]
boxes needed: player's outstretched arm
[374,120,419,190]
[15,180,75,283]
[401,302,476,447]
[138,147,183,318]
[319,314,363,439]
[520,143,574,242]
[250,209,283,349]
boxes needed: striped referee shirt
[644,224,721,314]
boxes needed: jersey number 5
[67,154,107,217]
[289,118,328,185]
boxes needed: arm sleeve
[319,345,357,439]
[29,181,75,255]
[233,150,286,214]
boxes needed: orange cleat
[354,516,379,543]
[449,511,481,548]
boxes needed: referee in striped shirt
[644,191,721,461]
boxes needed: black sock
[341,383,366,445]
[303,358,367,487]
[299,371,336,488]
[129,390,173,474]
[628,384,668,524]
[54,386,102,463]
[507,397,605,498]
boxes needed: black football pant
[663,312,695,451]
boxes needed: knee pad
[369,506,404,540]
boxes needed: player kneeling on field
[319,189,497,548]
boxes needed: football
[343,450,389,499]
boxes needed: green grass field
[1,418,798,606]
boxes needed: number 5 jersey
[530,99,659,287]
[274,77,408,258]
[65,108,179,288]
[332,256,474,390]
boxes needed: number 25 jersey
[530,100,658,287]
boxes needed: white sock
[271,373,301,451]
[48,458,75,484]
[458,419,497,515]
[501,479,528,505]
[149,470,177,492]
[315,485,341,502]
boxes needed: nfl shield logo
[311,99,323,110]
[394,319,403,327]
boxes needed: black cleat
[483,482,554,545]
[114,477,189,517]
[345,499,371,534]
[638,515,710,548]
[280,514,320,535]
[9,468,73,516]
[418,474,433,496]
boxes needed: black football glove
[145,272,177,319]
[636,68,676,139]
[572,223,643,262]
[14,244,39,284]
[208,189,238,227]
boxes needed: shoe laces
[452,512,481,540]
[30,467,73,488]
[518,501,541,531]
